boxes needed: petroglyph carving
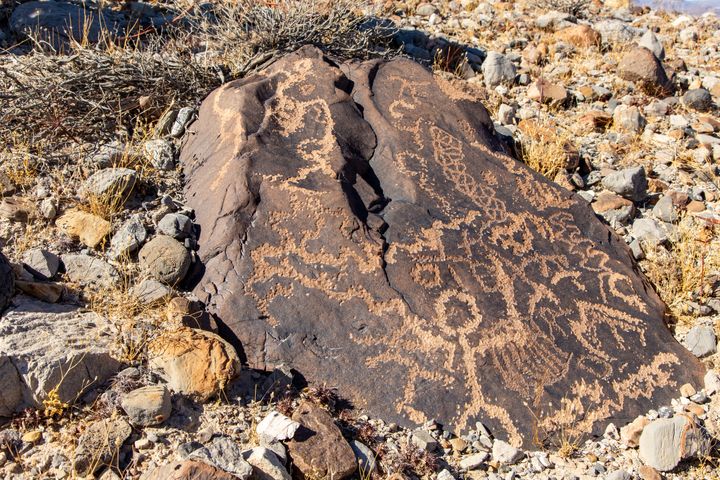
[181,47,704,447]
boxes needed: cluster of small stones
[1,0,720,479]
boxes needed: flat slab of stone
[181,47,704,447]
[0,296,121,416]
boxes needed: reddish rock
[181,47,704,448]
[142,460,236,480]
[618,47,674,96]
[592,191,633,213]
[287,402,356,480]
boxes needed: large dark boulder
[181,47,704,447]
[0,249,13,311]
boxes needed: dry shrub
[641,216,720,324]
[0,0,394,168]
[518,119,578,180]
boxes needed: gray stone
[705,370,720,395]
[683,89,713,112]
[459,452,489,470]
[121,385,172,427]
[638,30,664,60]
[91,143,125,168]
[0,296,121,416]
[632,218,668,246]
[21,249,59,281]
[411,429,438,451]
[482,52,516,88]
[62,254,119,289]
[80,168,137,200]
[639,416,701,471]
[39,198,57,220]
[138,235,191,285]
[595,20,636,44]
[189,436,253,479]
[683,326,717,358]
[607,469,631,480]
[602,166,647,202]
[492,439,523,465]
[109,215,148,260]
[350,440,377,475]
[246,447,291,480]
[256,412,300,443]
[613,105,646,134]
[170,108,196,138]
[652,195,677,223]
[157,213,193,240]
[416,3,438,16]
[73,418,132,476]
[535,11,574,30]
[144,139,176,171]
[629,239,644,260]
[497,104,516,125]
[129,277,173,305]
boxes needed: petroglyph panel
[181,47,704,447]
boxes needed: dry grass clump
[518,120,578,180]
[196,0,397,76]
[641,216,720,324]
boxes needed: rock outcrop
[180,47,704,447]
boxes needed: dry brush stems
[0,0,396,159]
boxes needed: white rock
[704,370,720,395]
[460,452,489,470]
[246,447,291,480]
[256,411,300,442]
[492,439,523,465]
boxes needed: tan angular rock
[148,328,240,401]
[527,79,567,104]
[56,208,111,248]
[287,401,357,480]
[620,416,649,448]
[555,24,600,47]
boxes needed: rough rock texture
[618,47,674,97]
[147,328,240,401]
[56,208,111,249]
[638,415,701,471]
[138,235,191,285]
[73,418,132,477]
[121,384,172,427]
[181,47,704,447]
[286,401,357,480]
[0,249,13,311]
[141,460,237,480]
[0,296,121,416]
